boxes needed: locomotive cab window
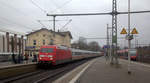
[40,48,53,53]
[129,50,136,56]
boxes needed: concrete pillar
[14,34,17,52]
[18,38,21,63]
[3,35,5,52]
[11,36,14,53]
[21,36,24,56]
[6,32,9,52]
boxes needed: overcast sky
[0,0,150,47]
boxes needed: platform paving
[75,57,150,83]
[0,60,36,69]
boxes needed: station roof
[26,28,72,39]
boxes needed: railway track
[1,58,93,83]
[34,65,72,83]
[1,69,44,83]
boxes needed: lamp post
[107,24,112,62]
[128,0,131,74]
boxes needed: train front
[38,46,56,65]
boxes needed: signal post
[120,27,138,74]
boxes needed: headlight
[40,55,45,57]
[48,55,53,58]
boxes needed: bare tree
[88,41,101,51]
[71,37,101,51]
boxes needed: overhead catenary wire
[37,19,72,29]
[60,19,72,31]
[0,28,25,35]
[0,1,28,16]
[0,18,27,35]
[29,0,61,29]
[30,0,48,14]
[50,0,73,13]
[0,0,43,32]
[0,0,41,27]
[37,20,47,28]
[49,0,73,29]
[0,16,41,35]
[0,16,35,30]
[0,0,73,34]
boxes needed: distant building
[0,32,25,62]
[0,33,25,53]
[26,28,72,53]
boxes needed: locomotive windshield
[129,50,136,56]
[40,48,53,53]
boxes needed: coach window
[33,40,36,45]
[72,52,75,55]
[43,40,45,45]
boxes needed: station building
[26,28,72,55]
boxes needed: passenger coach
[117,49,138,61]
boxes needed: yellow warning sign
[131,28,138,34]
[120,28,127,34]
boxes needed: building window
[49,35,51,38]
[36,34,39,36]
[43,34,46,37]
[33,40,36,45]
[49,39,53,45]
[43,40,45,45]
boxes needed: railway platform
[0,60,36,69]
[54,57,150,83]
[0,60,37,79]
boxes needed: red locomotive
[38,45,100,66]
[38,45,72,65]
